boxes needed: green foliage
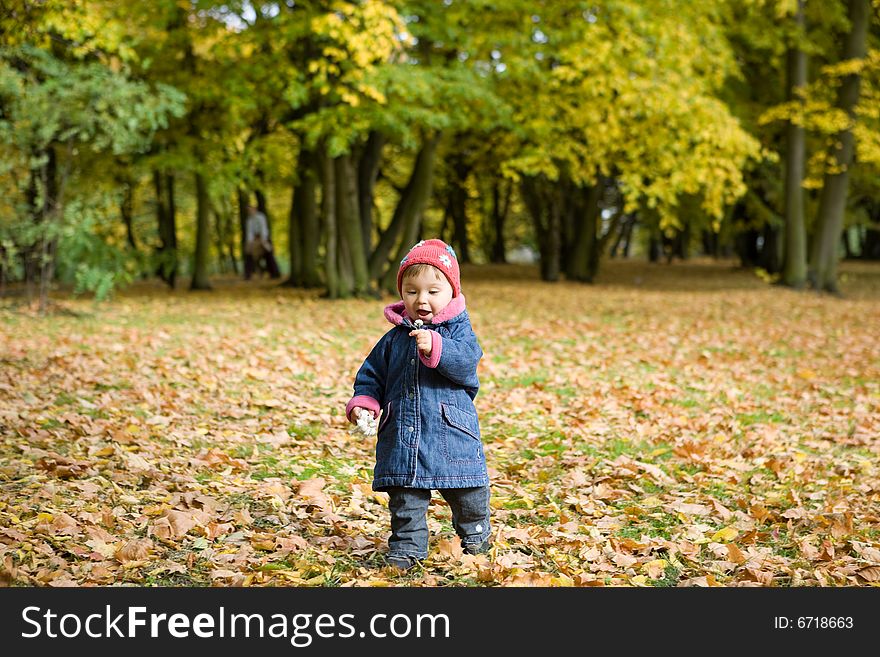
[57,197,147,301]
[0,41,184,300]
[0,46,185,156]
[487,1,764,227]
[749,0,880,186]
[2,0,879,295]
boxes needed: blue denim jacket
[346,295,489,491]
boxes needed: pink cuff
[346,395,381,423]
[418,331,442,368]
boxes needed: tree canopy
[2,0,879,304]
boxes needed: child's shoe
[386,554,419,572]
[463,540,491,555]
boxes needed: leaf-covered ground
[2,259,879,587]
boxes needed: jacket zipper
[409,337,420,486]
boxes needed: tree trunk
[646,210,663,263]
[154,171,178,288]
[782,0,808,288]
[621,215,636,258]
[24,147,57,305]
[24,156,39,299]
[238,188,248,269]
[566,183,601,282]
[288,177,303,286]
[370,134,441,283]
[448,159,472,264]
[612,213,636,258]
[559,180,575,275]
[120,178,137,250]
[209,198,236,274]
[545,193,562,281]
[450,185,471,264]
[332,154,363,297]
[210,204,226,274]
[190,172,212,290]
[319,147,339,299]
[522,177,561,282]
[301,153,322,287]
[287,148,320,287]
[440,201,451,245]
[595,206,623,270]
[489,178,511,263]
[521,176,543,265]
[222,200,238,274]
[338,154,369,295]
[380,136,442,295]
[358,131,385,255]
[677,219,691,260]
[38,145,59,312]
[336,181,355,298]
[808,0,869,293]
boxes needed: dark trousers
[386,486,491,560]
[244,246,280,279]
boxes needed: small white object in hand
[414,319,424,329]
[353,410,378,436]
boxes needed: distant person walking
[244,205,280,280]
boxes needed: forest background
[2,0,880,301]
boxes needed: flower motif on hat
[411,240,425,250]
[438,253,452,269]
[400,255,408,266]
[445,244,457,259]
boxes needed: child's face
[401,267,453,324]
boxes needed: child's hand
[350,407,378,436]
[408,329,432,357]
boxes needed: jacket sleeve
[422,321,482,389]
[345,331,390,422]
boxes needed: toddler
[346,239,491,571]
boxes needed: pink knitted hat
[397,239,461,298]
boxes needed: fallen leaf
[115,538,153,563]
[643,559,668,579]
[726,543,747,565]
[435,537,463,559]
[856,566,880,583]
[711,527,739,543]
[296,478,332,510]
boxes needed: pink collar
[384,294,467,326]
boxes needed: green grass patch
[250,453,356,485]
[577,437,672,465]
[736,410,789,425]
[701,482,736,504]
[53,392,77,406]
[650,563,682,587]
[288,421,326,439]
[257,559,298,572]
[551,385,578,399]
[494,370,549,389]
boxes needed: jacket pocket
[377,401,393,435]
[440,403,482,463]
[374,401,396,475]
[440,403,480,440]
